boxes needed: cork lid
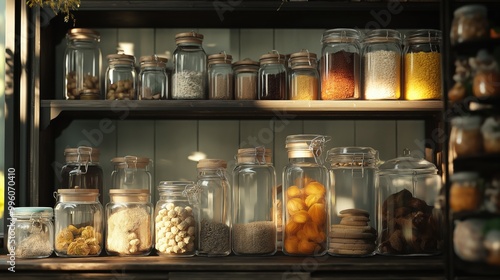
[111,156,151,169]
[56,189,100,202]
[197,159,227,169]
[109,189,150,203]
[175,31,204,45]
[64,146,100,163]
[67,28,100,41]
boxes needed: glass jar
[232,147,277,256]
[54,189,103,257]
[155,181,196,257]
[326,147,378,257]
[233,58,259,100]
[105,53,137,100]
[482,116,500,154]
[450,172,482,212]
[208,52,233,100]
[111,156,153,195]
[363,29,402,100]
[450,4,489,45]
[320,28,361,100]
[105,189,153,256]
[377,153,443,256]
[282,134,330,256]
[472,50,500,99]
[63,28,101,100]
[8,207,54,258]
[258,50,287,100]
[450,115,483,158]
[138,55,168,100]
[289,50,319,100]
[403,29,442,100]
[172,31,207,100]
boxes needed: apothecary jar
[110,156,153,195]
[9,207,54,258]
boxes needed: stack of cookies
[329,208,377,256]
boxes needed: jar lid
[67,28,100,40]
[175,31,204,44]
[197,159,227,169]
[56,189,100,202]
[107,53,135,65]
[208,52,233,65]
[259,50,286,65]
[451,115,482,129]
[12,207,53,218]
[450,171,480,182]
[321,28,362,44]
[326,147,378,166]
[109,189,150,203]
[64,146,100,163]
[111,156,151,169]
[363,29,401,44]
[236,147,272,164]
[405,29,442,44]
[454,4,487,17]
[378,153,437,175]
[139,55,168,68]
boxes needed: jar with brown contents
[105,53,137,100]
[450,115,483,158]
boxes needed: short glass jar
[233,58,259,100]
[289,50,319,100]
[450,172,482,212]
[208,52,233,100]
[450,115,483,158]
[105,53,137,100]
[9,207,54,258]
[450,4,489,45]
[110,156,153,196]
[258,51,287,100]
[138,55,168,100]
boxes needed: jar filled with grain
[54,189,103,257]
[450,4,489,45]
[232,147,277,256]
[105,189,153,256]
[403,30,442,100]
[155,181,196,257]
[9,207,54,258]
[282,134,330,256]
[105,53,137,100]
[110,156,153,197]
[208,52,233,100]
[320,28,361,100]
[362,29,402,100]
[172,32,207,100]
[449,115,483,158]
[138,55,168,100]
[289,50,319,100]
[233,58,259,100]
[63,28,101,100]
[258,51,287,100]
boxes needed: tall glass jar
[138,55,168,100]
[258,51,287,100]
[105,189,153,256]
[320,28,361,100]
[9,207,54,258]
[233,58,259,100]
[282,134,330,256]
[289,50,319,100]
[232,147,277,256]
[172,32,207,100]
[404,30,442,100]
[111,156,153,195]
[155,181,196,257]
[54,189,103,257]
[362,29,402,100]
[208,52,233,100]
[63,28,101,100]
[105,53,137,100]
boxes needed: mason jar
[289,50,319,100]
[233,58,259,100]
[208,52,233,100]
[105,53,137,100]
[138,55,168,100]
[9,207,54,258]
[258,51,287,100]
[110,156,153,196]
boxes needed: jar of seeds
[138,55,168,100]
[208,52,233,100]
[233,58,259,100]
[9,207,54,258]
[105,53,137,100]
[258,50,287,100]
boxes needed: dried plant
[26,0,80,23]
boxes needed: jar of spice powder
[258,50,287,100]
[208,52,234,100]
[9,207,54,258]
[233,58,259,100]
[289,50,319,100]
[138,55,168,100]
[105,52,137,100]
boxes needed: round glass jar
[403,29,442,100]
[8,207,54,258]
[289,50,319,101]
[110,156,153,195]
[326,147,378,257]
[450,172,482,212]
[105,53,137,100]
[258,51,287,100]
[450,4,489,45]
[208,52,233,100]
[282,134,330,257]
[320,28,361,100]
[138,55,168,100]
[233,58,259,100]
[232,147,277,256]
[63,28,101,100]
[105,189,153,256]
[54,189,103,257]
[155,181,196,257]
[450,115,483,158]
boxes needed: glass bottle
[110,156,153,196]
[172,31,207,100]
[449,115,483,158]
[289,50,319,100]
[320,28,361,100]
[258,50,287,100]
[138,55,168,100]
[232,147,277,256]
[54,189,103,257]
[105,189,153,256]
[282,134,330,256]
[208,52,233,100]
[105,53,137,100]
[9,207,54,258]
[63,28,101,100]
[233,58,259,100]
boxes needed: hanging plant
[26,0,80,23]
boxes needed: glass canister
[282,134,330,256]
[155,181,196,257]
[289,50,319,100]
[258,50,287,100]
[63,28,101,100]
[377,152,443,256]
[8,207,54,258]
[320,28,361,100]
[172,31,207,100]
[105,53,137,100]
[326,147,378,257]
[233,58,259,100]
[105,189,153,256]
[138,55,168,100]
[450,172,482,212]
[110,156,153,195]
[362,29,402,100]
[54,189,103,257]
[232,147,277,256]
[208,52,234,100]
[403,29,442,100]
[449,115,484,158]
[450,4,489,45]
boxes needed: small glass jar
[326,147,378,257]
[320,28,361,100]
[362,29,402,100]
[289,50,319,100]
[63,28,101,100]
[232,147,277,256]
[482,116,500,154]
[9,207,54,258]
[54,189,103,257]
[138,55,168,100]
[208,52,234,100]
[105,53,137,100]
[233,58,259,100]
[450,4,489,45]
[450,172,482,212]
[258,51,287,100]
[472,50,500,99]
[282,134,330,257]
[172,32,207,100]
[155,181,196,257]
[111,156,153,196]
[403,30,442,100]
[105,189,153,256]
[450,115,483,158]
